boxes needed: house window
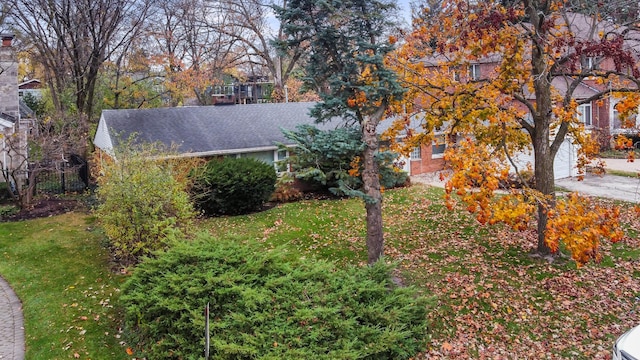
[524,112,534,125]
[577,103,592,126]
[469,64,481,81]
[274,149,289,172]
[612,103,640,129]
[451,66,460,82]
[276,149,288,161]
[432,135,446,158]
[410,146,421,160]
[581,56,599,71]
[613,107,622,129]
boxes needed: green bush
[95,143,195,265]
[0,204,19,219]
[191,157,277,216]
[280,125,409,198]
[121,235,430,359]
[0,182,11,202]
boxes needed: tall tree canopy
[212,0,308,102]
[9,0,152,118]
[276,0,404,263]
[144,0,246,106]
[390,0,640,265]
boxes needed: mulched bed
[1,198,83,222]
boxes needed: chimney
[0,33,18,119]
[1,34,14,47]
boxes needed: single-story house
[94,102,447,176]
[94,102,345,168]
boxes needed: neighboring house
[411,12,640,179]
[209,75,274,105]
[0,34,32,189]
[18,79,43,99]
[379,116,447,175]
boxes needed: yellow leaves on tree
[349,156,361,177]
[347,90,368,108]
[546,193,623,267]
[347,65,386,110]
[385,0,636,266]
[444,138,510,224]
[613,133,637,163]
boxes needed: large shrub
[121,235,430,359]
[191,157,277,215]
[95,143,196,265]
[281,125,408,198]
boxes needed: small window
[524,113,534,125]
[410,146,421,160]
[275,149,289,172]
[451,66,460,82]
[612,103,639,129]
[581,56,599,71]
[469,64,481,81]
[432,135,446,158]
[613,107,622,129]
[577,103,592,126]
[276,149,288,161]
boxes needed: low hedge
[121,235,430,359]
[191,157,277,216]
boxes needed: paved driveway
[555,174,640,203]
[413,170,640,204]
[413,158,640,203]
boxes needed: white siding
[510,138,578,180]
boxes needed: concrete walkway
[0,276,24,360]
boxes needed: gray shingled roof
[96,102,343,157]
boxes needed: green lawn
[1,185,639,358]
[203,185,640,358]
[0,213,127,360]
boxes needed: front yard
[1,184,639,358]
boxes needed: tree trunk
[361,108,385,264]
[528,2,555,256]
[533,135,554,255]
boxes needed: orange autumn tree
[388,0,640,265]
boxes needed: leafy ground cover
[0,212,127,359]
[204,185,640,359]
[1,184,638,358]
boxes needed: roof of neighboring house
[18,79,42,90]
[0,100,36,129]
[0,112,16,128]
[520,76,600,100]
[19,99,35,119]
[94,102,343,157]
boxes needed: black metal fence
[31,155,89,195]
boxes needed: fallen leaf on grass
[442,342,453,352]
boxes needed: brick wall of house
[410,143,445,175]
